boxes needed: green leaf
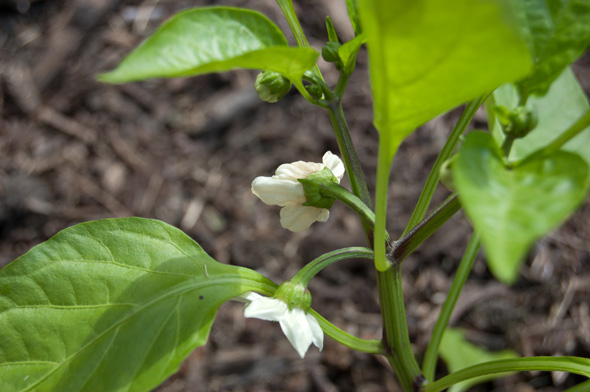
[0,218,276,392]
[345,0,361,35]
[325,16,339,43]
[515,0,590,99]
[489,67,590,168]
[439,329,518,392]
[338,34,366,75]
[99,7,318,85]
[453,132,589,284]
[358,0,532,157]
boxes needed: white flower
[251,151,345,232]
[242,292,324,358]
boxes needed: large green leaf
[489,67,590,168]
[439,328,518,392]
[99,7,318,85]
[453,132,589,284]
[515,0,590,99]
[0,218,276,392]
[357,0,532,156]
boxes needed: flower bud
[494,105,538,138]
[321,42,341,62]
[255,71,291,103]
[321,41,344,71]
[305,83,325,100]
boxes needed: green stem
[291,247,373,286]
[374,138,398,271]
[328,102,373,209]
[373,136,426,388]
[275,0,323,81]
[327,103,375,244]
[334,69,353,99]
[310,309,385,354]
[378,266,425,391]
[423,357,590,392]
[501,134,516,157]
[391,194,461,265]
[422,232,481,381]
[403,97,486,236]
[318,182,389,241]
[512,109,590,167]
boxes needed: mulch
[1,1,589,391]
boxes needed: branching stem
[390,194,461,265]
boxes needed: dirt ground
[1,1,590,391]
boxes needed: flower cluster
[251,151,345,232]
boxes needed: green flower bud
[255,71,291,103]
[305,83,325,100]
[321,41,344,71]
[321,41,341,63]
[508,106,538,137]
[494,105,538,138]
[274,281,312,311]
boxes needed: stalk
[422,232,481,381]
[403,97,486,236]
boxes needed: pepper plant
[2,0,590,391]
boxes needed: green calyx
[255,70,292,103]
[494,105,538,138]
[298,167,338,209]
[274,281,312,311]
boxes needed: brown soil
[1,1,589,391]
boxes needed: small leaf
[0,218,276,391]
[325,16,339,43]
[338,34,366,74]
[515,0,590,99]
[358,0,532,157]
[345,0,361,36]
[453,132,589,284]
[439,329,518,392]
[489,67,590,168]
[99,7,318,84]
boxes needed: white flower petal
[242,294,324,358]
[279,308,314,358]
[275,161,323,180]
[315,209,330,223]
[234,292,262,303]
[322,151,345,182]
[244,296,288,322]
[251,176,305,206]
[306,313,324,351]
[280,205,329,232]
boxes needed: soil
[1,1,589,391]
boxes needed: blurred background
[1,1,589,390]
